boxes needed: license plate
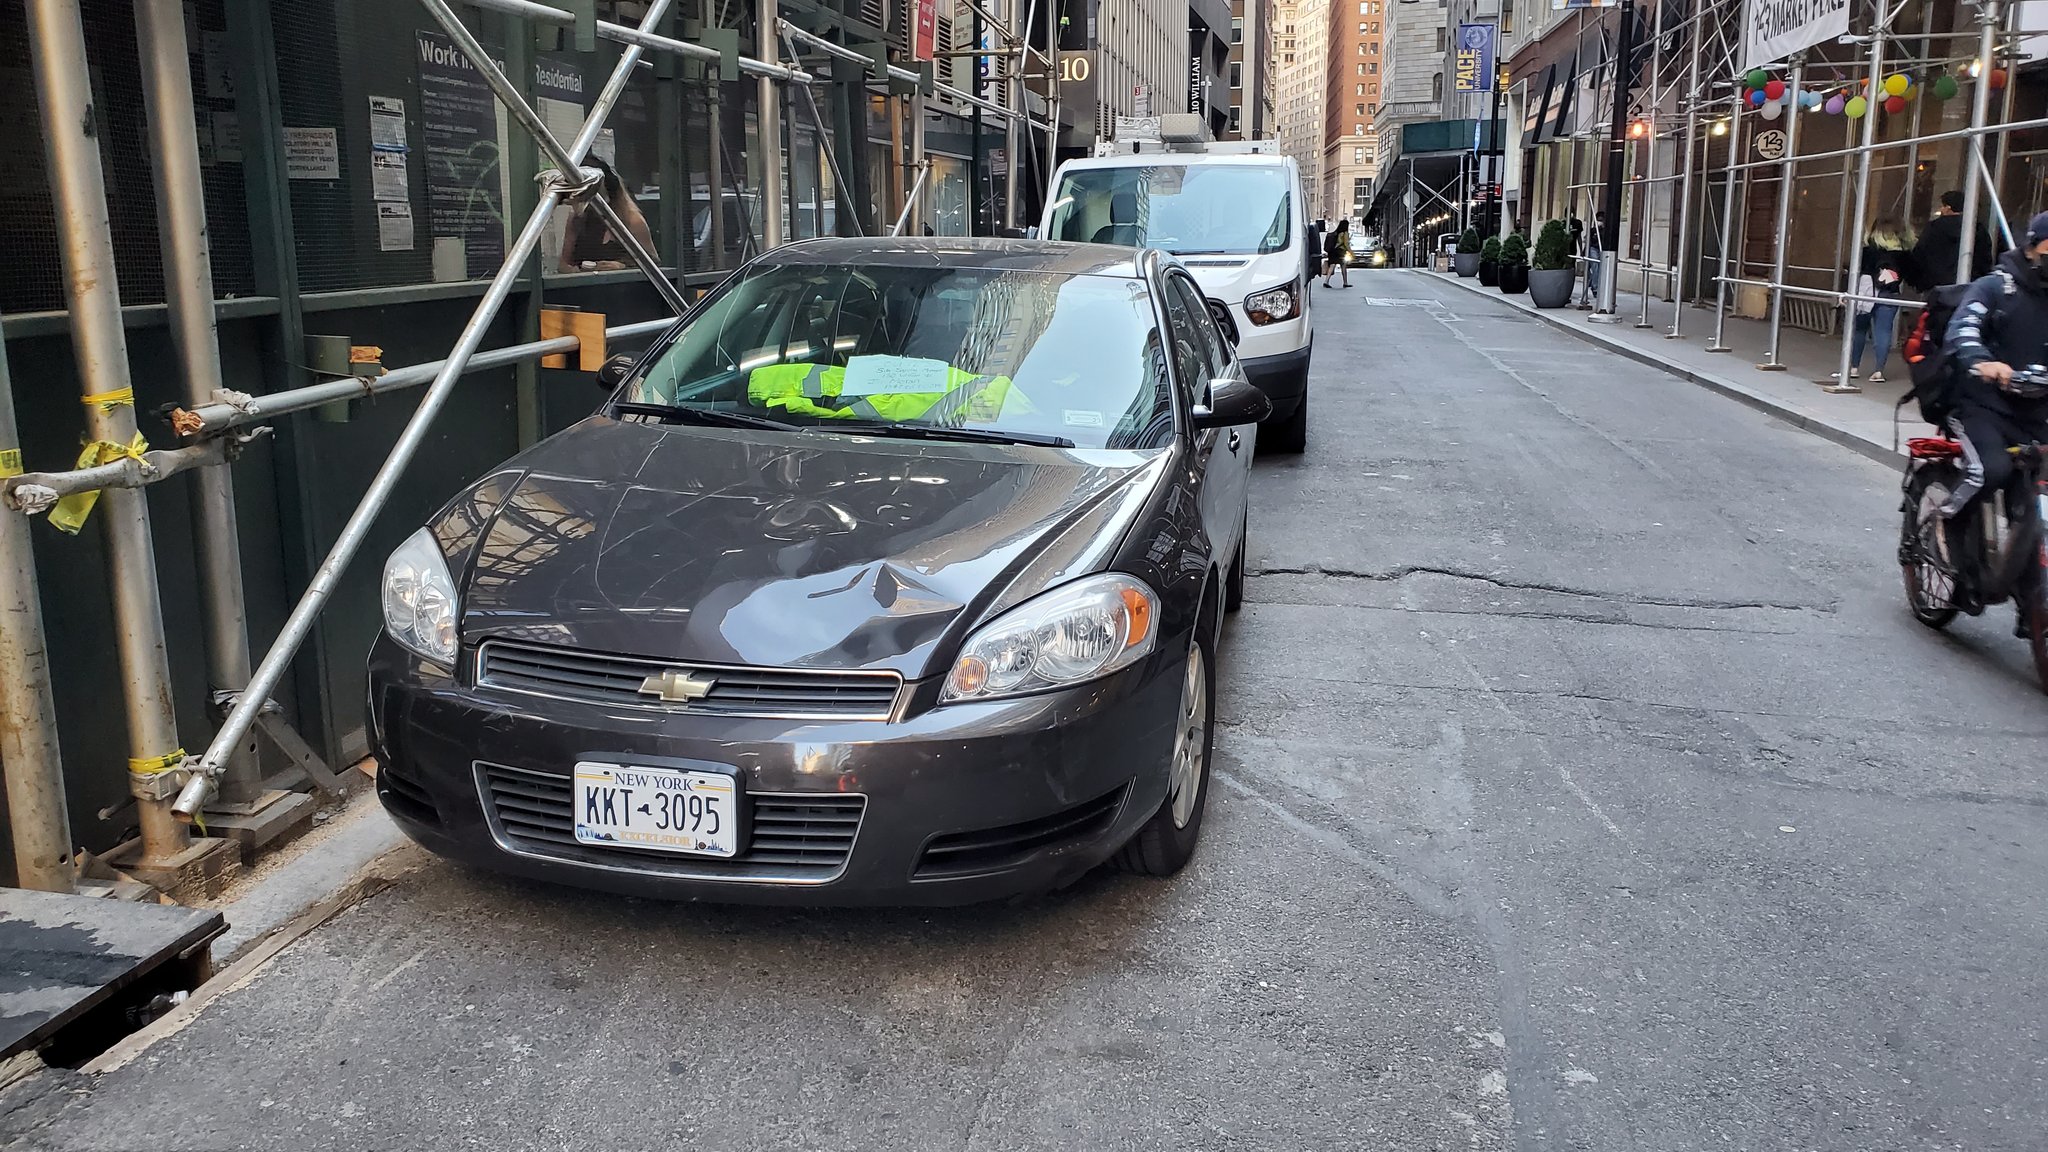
[573,762,740,857]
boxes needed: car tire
[1111,627,1216,878]
[1263,391,1307,455]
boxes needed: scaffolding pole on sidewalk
[0,326,72,894]
[1829,24,1888,395]
[1758,53,1806,372]
[27,0,197,872]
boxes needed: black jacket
[1908,214,1996,290]
[1857,243,1910,298]
[1945,249,2048,425]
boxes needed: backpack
[1901,282,1972,425]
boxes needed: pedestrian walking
[1834,218,1915,384]
[1322,219,1352,288]
[1906,191,1997,291]
[1579,211,1605,309]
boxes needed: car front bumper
[1241,342,1312,419]
[365,636,1183,906]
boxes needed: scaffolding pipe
[1635,0,1666,330]
[1829,29,1887,393]
[1972,144,2018,251]
[894,161,933,236]
[779,30,867,236]
[28,0,191,863]
[185,0,674,807]
[1759,54,1806,370]
[760,0,785,249]
[1707,92,1742,353]
[466,0,809,82]
[1958,0,2001,283]
[0,327,73,893]
[1667,17,1703,338]
[134,0,266,804]
[6,442,226,505]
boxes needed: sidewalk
[1425,271,1928,466]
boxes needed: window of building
[1231,61,1242,87]
[1369,41,1377,53]
[1356,103,1365,115]
[1354,123,1364,136]
[1502,0,1513,33]
[1357,62,1366,75]
[1287,53,1296,63]
[1232,16,1243,43]
[1356,83,1366,95]
[1359,21,1368,31]
[1434,27,1446,52]
[1432,72,1443,100]
[1369,101,1377,112]
[1230,105,1241,131]
[1354,147,1365,164]
[1358,42,1368,55]
[1353,177,1370,209]
[1368,61,1376,73]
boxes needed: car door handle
[1227,431,1242,453]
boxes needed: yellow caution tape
[47,432,148,535]
[0,449,21,479]
[129,747,188,775]
[81,387,135,412]
[349,345,384,363]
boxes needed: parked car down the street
[366,237,1270,906]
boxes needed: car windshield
[1045,164,1292,255]
[622,262,1174,450]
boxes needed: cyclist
[1938,210,2048,633]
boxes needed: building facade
[1084,0,1234,141]
[1224,0,1277,139]
[1370,0,1446,195]
[1273,0,1328,217]
[1321,0,1383,225]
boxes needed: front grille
[914,785,1130,879]
[475,640,902,721]
[477,763,865,883]
[377,762,441,827]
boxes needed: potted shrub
[1478,235,1502,286]
[1453,228,1483,277]
[1528,220,1576,308]
[1497,232,1530,295]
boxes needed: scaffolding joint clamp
[538,164,606,203]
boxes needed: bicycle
[1898,367,2048,692]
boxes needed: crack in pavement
[1246,563,1835,613]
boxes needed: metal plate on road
[573,762,740,857]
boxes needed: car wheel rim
[1169,646,1208,830]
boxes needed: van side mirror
[596,353,637,391]
[1205,300,1240,348]
[1192,376,1272,429]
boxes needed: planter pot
[1454,252,1481,278]
[1528,267,1575,308]
[1498,264,1529,295]
[1478,259,1500,287]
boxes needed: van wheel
[1263,393,1307,454]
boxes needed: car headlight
[942,574,1159,703]
[1243,281,1298,325]
[381,527,460,664]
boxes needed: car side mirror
[1192,376,1272,429]
[1205,300,1241,348]
[596,353,637,391]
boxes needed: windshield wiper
[819,421,1076,449]
[613,401,798,432]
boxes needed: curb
[1423,271,1902,468]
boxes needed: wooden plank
[0,890,224,1059]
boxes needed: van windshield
[1045,164,1292,255]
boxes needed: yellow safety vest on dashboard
[746,362,1027,423]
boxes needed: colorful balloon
[1825,94,1846,115]
[1883,73,1909,97]
[1746,68,1769,89]
[1760,100,1784,121]
[1749,89,1767,106]
[1765,79,1786,100]
[1846,96,1869,118]
[1991,67,2009,90]
[1884,95,1907,114]
[1933,74,1960,99]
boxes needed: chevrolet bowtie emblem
[638,669,717,703]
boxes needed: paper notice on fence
[369,96,408,150]
[284,127,339,180]
[1742,0,1849,72]
[371,151,409,202]
[378,203,415,252]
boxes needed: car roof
[1057,152,1298,172]
[766,237,1144,277]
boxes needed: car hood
[1176,253,1294,301]
[452,418,1166,677]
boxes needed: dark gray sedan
[366,238,1268,904]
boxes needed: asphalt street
[7,269,2046,1151]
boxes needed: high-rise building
[1322,0,1383,225]
[1273,0,1328,218]
[1223,0,1276,140]
[1370,0,1446,194]
[1071,0,1235,143]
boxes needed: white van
[1040,148,1314,452]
